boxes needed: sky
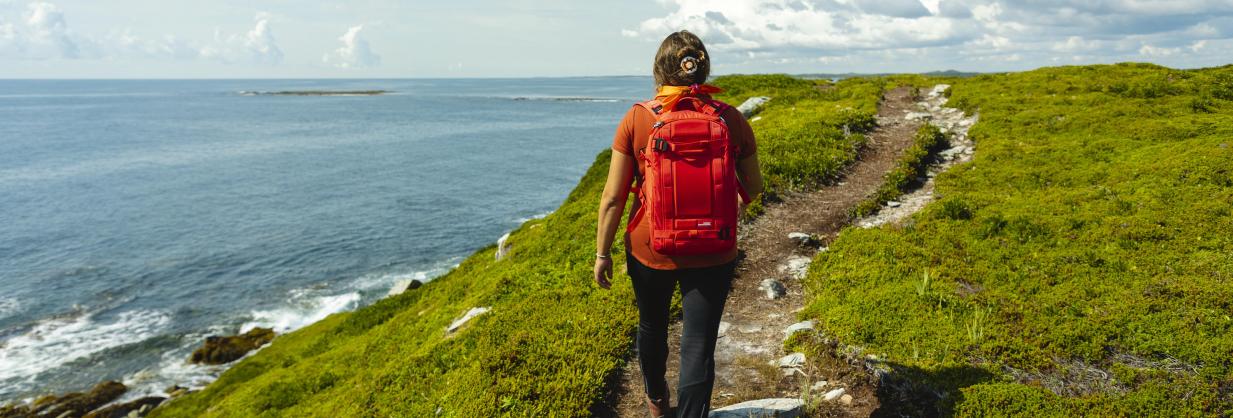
[0,0,1230,78]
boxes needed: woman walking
[593,31,764,418]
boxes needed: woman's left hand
[594,257,613,289]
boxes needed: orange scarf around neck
[655,84,723,112]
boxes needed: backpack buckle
[653,138,670,152]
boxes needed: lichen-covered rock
[783,320,815,339]
[736,96,771,117]
[82,396,165,418]
[189,327,275,365]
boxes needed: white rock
[905,112,932,121]
[778,256,811,279]
[774,352,806,368]
[811,381,829,392]
[929,84,950,98]
[823,388,846,402]
[737,96,771,117]
[446,307,491,334]
[784,320,815,339]
[709,398,803,418]
[387,279,423,297]
[886,201,902,208]
[718,321,732,337]
[840,394,854,406]
[759,279,788,300]
[494,233,512,261]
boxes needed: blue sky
[1,0,1230,78]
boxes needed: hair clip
[680,56,700,74]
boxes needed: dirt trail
[597,86,925,417]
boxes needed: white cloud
[1139,44,1179,57]
[242,18,282,65]
[626,0,1233,72]
[1,4,283,66]
[193,16,285,65]
[628,0,966,52]
[323,24,380,69]
[0,1,83,59]
[25,2,76,57]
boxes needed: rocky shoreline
[0,275,441,417]
[0,381,180,418]
[1,326,279,418]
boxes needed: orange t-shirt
[611,97,758,270]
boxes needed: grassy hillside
[149,75,882,417]
[801,64,1233,416]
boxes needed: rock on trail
[709,398,803,418]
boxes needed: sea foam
[240,291,360,334]
[0,309,170,391]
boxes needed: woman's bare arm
[594,151,635,288]
[737,154,764,208]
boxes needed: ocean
[0,77,651,403]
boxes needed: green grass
[850,124,948,217]
[802,63,1233,416]
[149,75,881,417]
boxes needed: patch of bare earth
[596,87,924,418]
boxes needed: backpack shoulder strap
[699,97,729,117]
[635,99,665,117]
[625,100,665,235]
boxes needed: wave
[116,262,466,401]
[116,330,231,403]
[0,309,171,392]
[348,260,462,292]
[239,291,360,334]
[514,211,553,224]
[238,260,463,334]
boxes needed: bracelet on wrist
[596,253,611,259]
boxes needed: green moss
[150,75,883,417]
[802,64,1233,415]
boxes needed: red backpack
[628,96,749,256]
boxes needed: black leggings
[627,252,735,418]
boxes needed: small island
[238,90,388,96]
